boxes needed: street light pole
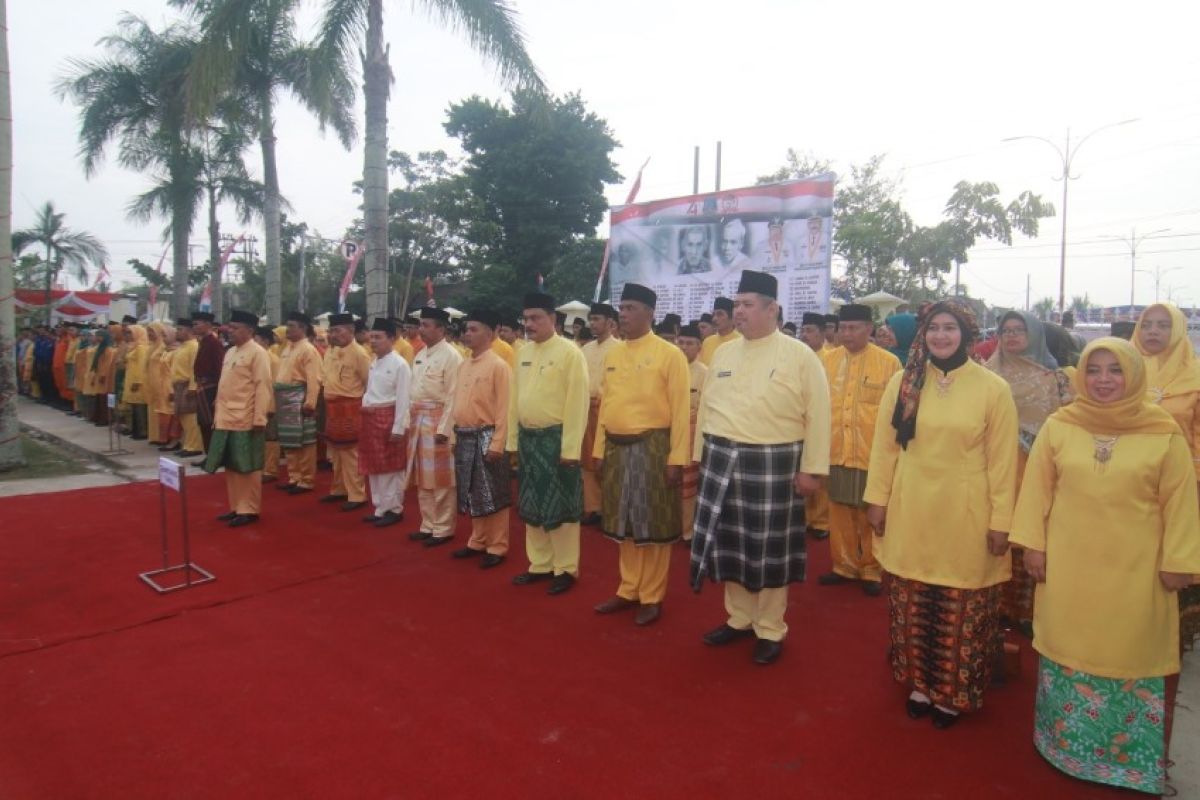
[1103,227,1170,307]
[1003,119,1138,313]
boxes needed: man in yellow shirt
[697,313,714,341]
[698,297,741,365]
[507,292,589,596]
[275,311,323,495]
[823,314,839,350]
[817,304,901,596]
[591,284,691,626]
[169,319,204,458]
[254,326,282,483]
[691,270,831,665]
[580,302,620,527]
[204,310,274,528]
[676,323,707,541]
[797,311,831,540]
[320,313,371,511]
[390,320,415,365]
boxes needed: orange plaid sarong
[407,400,454,490]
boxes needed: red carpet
[1,473,1137,799]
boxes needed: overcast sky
[11,0,1200,312]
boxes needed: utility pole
[1025,274,1031,312]
[714,141,722,192]
[1103,227,1170,306]
[692,146,700,196]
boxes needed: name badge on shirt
[520,361,532,367]
[717,370,732,378]
[606,366,616,372]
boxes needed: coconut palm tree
[12,202,109,321]
[174,0,356,324]
[315,0,543,320]
[56,15,197,318]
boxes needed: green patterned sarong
[274,382,317,449]
[600,428,680,544]
[203,429,265,475]
[1033,656,1168,795]
[517,425,581,532]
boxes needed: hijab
[884,312,917,364]
[985,311,1070,449]
[1053,338,1179,436]
[90,330,112,371]
[1133,303,1200,401]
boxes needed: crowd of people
[15,273,1200,796]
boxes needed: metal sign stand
[139,457,216,593]
[102,393,132,456]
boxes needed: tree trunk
[260,100,282,324]
[0,0,23,470]
[362,0,389,322]
[171,204,191,320]
[207,185,222,320]
[43,242,52,324]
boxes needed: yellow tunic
[121,341,151,404]
[320,343,370,400]
[453,350,510,453]
[1010,417,1200,677]
[213,340,274,431]
[822,343,902,470]
[410,339,463,438]
[490,337,515,369]
[581,335,620,399]
[863,361,1019,589]
[392,336,415,365]
[1160,390,1200,480]
[277,340,323,412]
[592,333,692,466]
[153,347,175,414]
[170,339,199,388]
[698,329,741,366]
[264,348,280,413]
[695,330,830,476]
[505,334,589,459]
[688,359,708,414]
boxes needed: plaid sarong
[600,428,680,544]
[689,434,806,592]
[202,429,265,475]
[323,394,361,447]
[172,380,197,415]
[454,425,512,517]
[407,401,454,490]
[517,424,582,531]
[274,381,317,449]
[358,405,408,475]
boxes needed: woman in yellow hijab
[144,323,166,444]
[1011,338,1200,795]
[121,324,152,439]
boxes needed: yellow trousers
[467,510,509,555]
[806,483,829,531]
[829,501,882,582]
[226,469,263,515]
[525,522,580,577]
[147,408,160,442]
[329,445,365,502]
[681,494,697,541]
[725,582,788,642]
[285,444,317,489]
[418,486,456,537]
[582,467,602,515]
[180,413,203,453]
[616,540,672,604]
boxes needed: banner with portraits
[607,175,834,324]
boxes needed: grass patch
[0,434,92,482]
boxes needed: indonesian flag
[200,235,245,311]
[594,157,650,301]
[147,247,169,310]
[88,264,112,291]
[337,241,365,313]
[536,272,544,291]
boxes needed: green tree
[755,149,832,185]
[835,156,913,296]
[12,202,109,322]
[939,181,1054,295]
[315,0,543,323]
[1033,296,1056,321]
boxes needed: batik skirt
[274,382,317,449]
[203,429,265,475]
[600,428,680,545]
[516,424,581,532]
[888,576,1001,712]
[454,425,511,517]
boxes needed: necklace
[1092,435,1118,470]
[1149,387,1164,404]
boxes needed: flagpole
[594,157,650,302]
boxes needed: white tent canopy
[853,291,907,320]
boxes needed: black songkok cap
[523,292,556,314]
[175,317,192,327]
[286,310,311,325]
[589,302,618,320]
[419,307,450,324]
[713,297,734,315]
[678,324,703,340]
[229,309,257,326]
[192,311,216,323]
[700,313,714,324]
[620,283,657,308]
[736,270,777,299]
[354,318,367,333]
[838,304,873,323]
[121,314,138,325]
[782,321,797,332]
[662,312,681,328]
[801,312,825,327]
[255,326,275,340]
[371,317,397,336]
[824,314,840,326]
[328,313,355,327]
[466,309,501,329]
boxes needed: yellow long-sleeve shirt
[699,329,741,366]
[213,340,274,431]
[277,339,323,412]
[863,361,1019,589]
[264,348,280,413]
[592,333,691,465]
[392,335,415,366]
[506,334,589,459]
[411,339,463,438]
[491,337,515,369]
[582,335,620,399]
[1010,417,1200,678]
[688,359,708,414]
[321,343,370,399]
[122,343,151,404]
[169,339,198,388]
[694,330,831,477]
[823,343,902,471]
[1158,389,1200,481]
[453,349,510,454]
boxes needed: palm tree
[0,0,22,470]
[315,0,543,320]
[174,0,356,324]
[57,15,197,318]
[13,202,109,322]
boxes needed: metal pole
[298,236,307,313]
[1129,228,1136,306]
[1057,129,1070,314]
[715,141,722,192]
[159,479,169,570]
[179,464,192,587]
[693,146,700,195]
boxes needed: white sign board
[106,393,117,409]
[158,457,182,492]
[340,240,359,260]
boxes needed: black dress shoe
[452,547,484,559]
[286,485,312,495]
[752,638,783,665]
[480,554,505,569]
[423,535,453,548]
[340,501,367,512]
[906,698,933,719]
[862,581,883,597]
[818,572,852,586]
[703,624,755,647]
[931,707,960,730]
[547,573,576,595]
[159,443,180,452]
[176,450,201,458]
[634,603,662,626]
[216,511,238,522]
[512,571,553,585]
[276,482,296,492]
[362,514,381,524]
[374,511,403,528]
[319,494,347,504]
[190,460,208,469]
[408,531,432,541]
[228,514,259,528]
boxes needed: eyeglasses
[999,328,1027,337]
